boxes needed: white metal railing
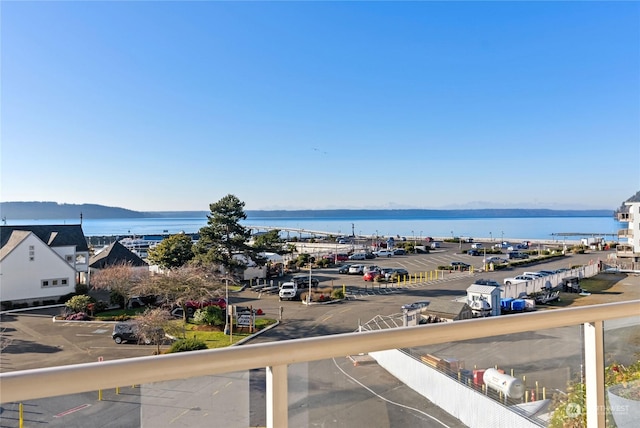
[1,300,639,427]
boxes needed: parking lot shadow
[1,338,62,354]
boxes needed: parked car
[112,321,165,345]
[392,268,409,276]
[336,253,349,261]
[503,275,538,285]
[536,270,556,276]
[374,250,393,257]
[348,264,365,275]
[401,300,430,311]
[471,243,483,249]
[349,253,367,260]
[292,274,319,288]
[467,249,481,256]
[508,251,529,260]
[338,264,352,274]
[362,265,381,274]
[473,279,500,287]
[379,267,395,278]
[450,261,471,270]
[483,256,508,264]
[364,252,377,259]
[363,271,383,282]
[392,248,406,255]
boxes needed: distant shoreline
[0,202,614,220]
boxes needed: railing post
[266,364,288,428]
[583,321,605,427]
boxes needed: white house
[616,193,640,269]
[0,224,89,304]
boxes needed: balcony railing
[616,245,636,255]
[1,301,639,427]
[617,212,633,222]
[617,228,632,238]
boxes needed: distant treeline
[0,201,614,220]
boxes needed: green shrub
[168,337,208,353]
[43,299,56,305]
[193,306,225,327]
[331,288,344,300]
[1,301,13,310]
[65,295,92,313]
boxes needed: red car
[363,271,382,282]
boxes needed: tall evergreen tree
[193,194,263,277]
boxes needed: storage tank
[482,368,524,399]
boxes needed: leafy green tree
[193,194,264,278]
[147,233,194,269]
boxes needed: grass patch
[545,274,626,308]
[170,318,277,349]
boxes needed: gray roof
[0,224,89,251]
[420,299,471,317]
[467,284,501,294]
[89,241,148,269]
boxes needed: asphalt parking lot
[0,243,622,371]
[1,245,637,428]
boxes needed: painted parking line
[54,403,91,417]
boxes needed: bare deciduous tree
[90,261,149,308]
[132,265,228,322]
[136,307,172,355]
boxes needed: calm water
[6,215,622,242]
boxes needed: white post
[583,321,605,427]
[266,364,288,428]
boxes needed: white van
[430,242,441,249]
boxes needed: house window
[76,254,86,264]
[29,245,35,261]
[41,278,69,288]
[66,255,73,263]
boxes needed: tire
[114,336,123,344]
[505,281,512,286]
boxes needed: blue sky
[2,1,638,212]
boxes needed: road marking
[321,315,333,322]
[169,408,191,424]
[54,403,91,417]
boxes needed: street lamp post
[224,277,229,335]
[501,231,504,243]
[308,260,312,306]
[490,232,492,242]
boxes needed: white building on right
[616,192,640,269]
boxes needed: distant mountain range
[0,201,614,220]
